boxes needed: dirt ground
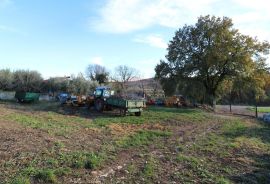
[1,101,270,184]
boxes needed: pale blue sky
[0,0,269,79]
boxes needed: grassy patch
[142,156,158,182]
[2,102,270,183]
[11,177,31,184]
[117,130,171,148]
[13,167,68,184]
[4,111,93,135]
[247,106,270,113]
[92,107,207,126]
[34,169,57,183]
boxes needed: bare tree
[85,64,109,85]
[112,65,139,90]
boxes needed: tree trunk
[209,93,216,111]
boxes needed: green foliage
[11,177,31,184]
[34,169,57,183]
[67,73,93,95]
[0,69,13,91]
[59,151,104,170]
[155,15,270,106]
[13,69,43,92]
[42,77,69,94]
[142,156,157,180]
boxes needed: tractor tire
[95,99,104,112]
[120,108,126,116]
[135,112,141,116]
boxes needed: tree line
[155,15,270,108]
[0,65,139,95]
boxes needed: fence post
[255,104,258,118]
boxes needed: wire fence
[216,105,270,118]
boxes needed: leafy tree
[0,69,13,91]
[67,73,97,95]
[41,77,69,95]
[13,70,43,92]
[155,15,270,109]
[86,64,109,85]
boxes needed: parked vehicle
[15,92,40,103]
[93,86,146,116]
[155,98,165,106]
[165,95,187,107]
[70,95,87,106]
[56,93,70,104]
[146,99,155,106]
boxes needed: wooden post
[229,89,232,113]
[255,104,258,118]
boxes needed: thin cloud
[90,0,270,43]
[90,0,218,33]
[133,34,167,49]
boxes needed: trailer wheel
[120,109,126,116]
[135,112,141,116]
[95,99,104,112]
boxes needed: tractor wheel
[135,112,141,116]
[120,108,126,116]
[94,99,104,112]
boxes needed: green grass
[93,107,207,126]
[173,117,270,184]
[34,169,57,183]
[12,167,69,184]
[2,102,270,183]
[4,111,93,136]
[117,130,171,148]
[247,106,270,113]
[142,156,158,183]
[10,177,31,184]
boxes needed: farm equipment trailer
[15,92,40,103]
[93,86,146,116]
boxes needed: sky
[0,0,269,79]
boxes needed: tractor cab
[94,86,114,99]
[93,86,115,112]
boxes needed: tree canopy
[13,70,43,92]
[85,64,109,85]
[0,69,14,91]
[155,15,270,108]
